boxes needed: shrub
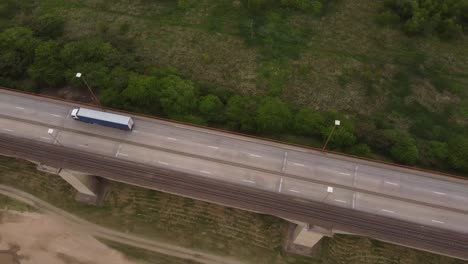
[199,94,225,122]
[381,0,467,38]
[447,136,468,172]
[121,73,159,112]
[226,95,257,133]
[256,97,292,134]
[384,129,419,165]
[293,108,325,136]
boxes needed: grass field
[28,0,467,118]
[0,155,466,264]
[0,194,34,212]
[2,0,466,173]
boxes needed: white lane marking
[158,161,169,165]
[352,193,356,209]
[293,163,305,167]
[50,114,62,117]
[242,179,256,184]
[133,130,139,133]
[335,199,347,203]
[431,220,445,224]
[381,209,395,213]
[353,165,359,188]
[281,152,288,172]
[115,144,122,157]
[385,181,399,186]
[200,170,212,174]
[208,146,219,149]
[78,144,88,148]
[40,136,51,140]
[278,177,284,192]
[339,172,351,176]
[15,107,25,110]
[167,137,177,141]
[249,154,262,158]
[433,191,446,195]
[288,189,301,193]
[2,128,14,132]
[118,153,129,157]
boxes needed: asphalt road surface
[1,133,467,260]
[0,89,467,242]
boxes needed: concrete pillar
[292,224,324,247]
[58,169,98,197]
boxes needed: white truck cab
[71,108,79,120]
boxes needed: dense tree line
[379,0,468,38]
[0,19,467,175]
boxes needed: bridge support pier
[285,222,333,256]
[35,163,104,205]
[58,169,99,197]
[292,224,325,247]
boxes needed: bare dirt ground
[0,184,244,264]
[0,210,136,264]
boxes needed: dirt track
[0,210,136,264]
[0,184,245,264]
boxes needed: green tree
[447,136,468,172]
[108,66,131,92]
[320,125,357,149]
[0,27,39,78]
[198,94,224,122]
[419,140,448,168]
[390,139,419,165]
[31,14,65,39]
[28,40,64,86]
[226,95,257,132]
[382,0,467,38]
[158,75,199,116]
[293,108,325,136]
[384,129,419,165]
[427,141,448,161]
[121,74,159,109]
[438,18,463,38]
[101,88,124,109]
[61,39,115,68]
[256,97,292,134]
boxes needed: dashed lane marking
[242,179,256,184]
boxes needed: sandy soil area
[0,210,136,264]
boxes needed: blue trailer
[71,107,134,130]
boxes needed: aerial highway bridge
[0,88,467,260]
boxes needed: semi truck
[71,107,134,130]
